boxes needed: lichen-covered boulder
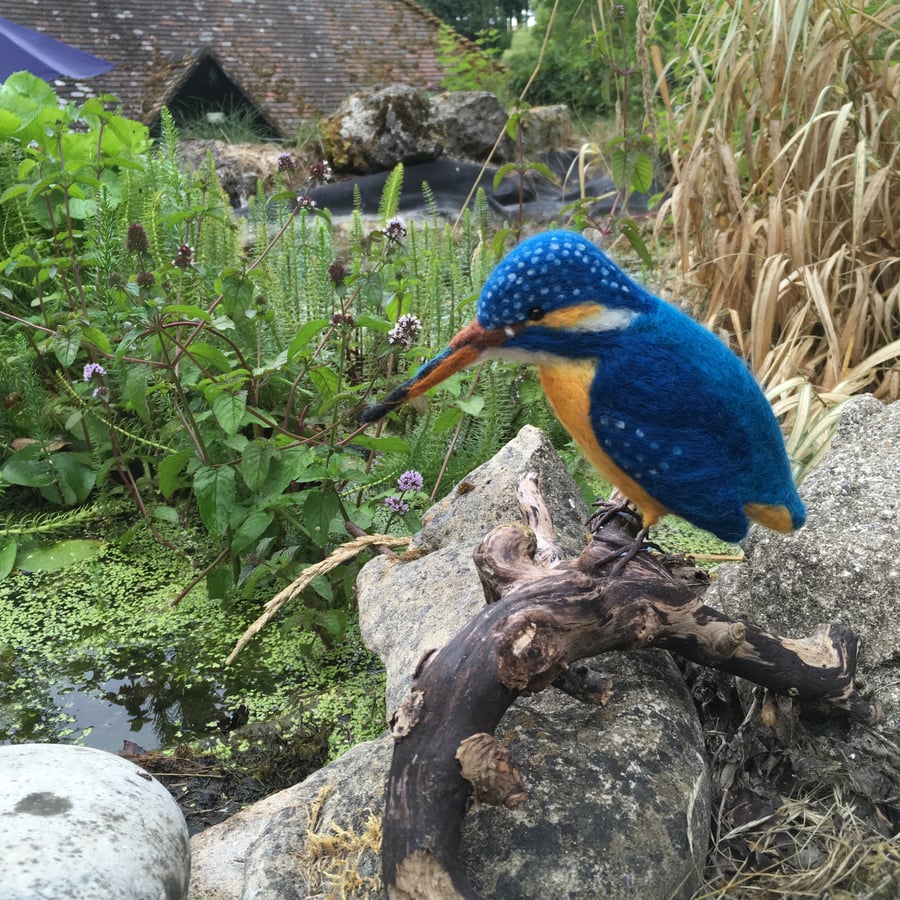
[187,424,712,899]
[320,83,443,174]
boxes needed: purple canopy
[0,17,114,82]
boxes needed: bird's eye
[527,306,545,321]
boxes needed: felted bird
[362,230,806,544]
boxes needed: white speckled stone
[0,743,190,899]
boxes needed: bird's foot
[587,497,641,533]
[588,500,660,575]
[594,525,652,576]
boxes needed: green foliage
[418,0,528,44]
[0,76,542,647]
[504,4,614,117]
[435,24,510,96]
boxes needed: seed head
[328,260,347,286]
[125,222,150,253]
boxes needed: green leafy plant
[0,76,538,642]
[436,24,510,96]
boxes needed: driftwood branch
[382,475,880,899]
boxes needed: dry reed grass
[694,786,900,899]
[656,0,899,476]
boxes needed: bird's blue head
[362,230,652,423]
[477,230,653,333]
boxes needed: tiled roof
[0,0,462,137]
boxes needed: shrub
[0,75,547,626]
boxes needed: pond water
[0,521,385,758]
[2,643,231,751]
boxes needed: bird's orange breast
[538,359,668,527]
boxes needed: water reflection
[1,644,229,751]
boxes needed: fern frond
[379,163,405,221]
[0,503,105,538]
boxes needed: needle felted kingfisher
[362,230,806,543]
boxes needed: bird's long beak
[362,318,514,423]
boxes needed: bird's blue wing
[589,313,797,541]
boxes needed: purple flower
[296,193,317,210]
[382,217,407,242]
[384,496,409,515]
[277,152,297,172]
[172,243,194,269]
[92,385,108,399]
[397,470,424,492]
[308,160,333,183]
[83,362,106,382]
[388,314,422,350]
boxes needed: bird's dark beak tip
[361,387,409,424]
[361,404,387,424]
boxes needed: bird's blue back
[477,231,805,542]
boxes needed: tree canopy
[417,0,530,43]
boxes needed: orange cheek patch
[538,303,604,329]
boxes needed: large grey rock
[0,743,190,899]
[518,105,574,159]
[188,735,391,900]
[430,90,514,162]
[461,653,709,898]
[359,424,589,713]
[357,424,710,898]
[188,657,708,900]
[321,84,443,174]
[178,140,287,209]
[703,395,900,725]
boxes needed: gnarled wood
[381,478,879,899]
